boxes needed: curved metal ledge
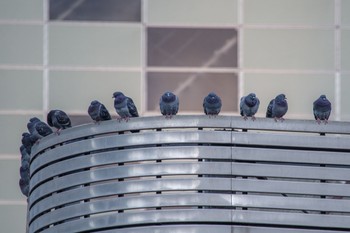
[27,116,350,233]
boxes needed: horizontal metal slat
[30,130,232,175]
[29,178,231,219]
[31,193,232,232]
[108,225,349,233]
[36,209,350,233]
[30,146,231,187]
[31,193,350,232]
[31,116,350,156]
[30,162,231,201]
[232,147,350,165]
[232,131,350,150]
[37,209,233,233]
[31,115,233,155]
[232,162,350,181]
[232,179,350,197]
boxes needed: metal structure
[28,115,350,233]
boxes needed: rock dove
[20,160,30,180]
[313,95,331,124]
[113,91,139,121]
[159,91,179,119]
[88,100,111,124]
[240,93,260,120]
[21,132,32,154]
[20,145,30,164]
[47,110,72,134]
[27,117,41,134]
[203,92,222,117]
[28,118,53,144]
[19,178,29,197]
[266,94,288,121]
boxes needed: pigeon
[313,95,331,125]
[20,160,30,180]
[47,110,72,134]
[88,100,112,124]
[113,91,139,121]
[21,132,32,154]
[20,145,30,164]
[203,92,222,117]
[27,117,41,134]
[28,118,53,144]
[266,94,288,121]
[240,93,260,120]
[159,91,179,119]
[19,178,29,197]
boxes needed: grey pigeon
[20,145,30,164]
[47,110,72,134]
[27,117,41,134]
[159,91,179,119]
[203,92,222,116]
[28,118,53,144]
[88,100,111,124]
[313,95,331,124]
[20,160,30,180]
[266,94,288,121]
[21,132,32,154]
[240,93,260,120]
[19,178,29,197]
[113,91,139,121]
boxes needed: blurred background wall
[0,0,349,232]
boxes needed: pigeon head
[113,92,126,104]
[161,92,176,103]
[245,93,257,107]
[275,94,287,106]
[206,92,220,104]
[90,100,100,106]
[29,117,41,123]
[316,95,331,107]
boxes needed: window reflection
[49,0,141,22]
[148,27,238,68]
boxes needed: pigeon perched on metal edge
[313,95,331,125]
[28,118,53,144]
[266,94,288,121]
[19,178,29,197]
[88,100,111,124]
[113,91,139,121]
[159,91,179,119]
[20,145,30,164]
[47,110,72,134]
[20,160,30,180]
[21,132,32,154]
[240,93,260,120]
[203,92,222,117]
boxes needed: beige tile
[245,0,334,26]
[0,25,43,65]
[0,70,43,110]
[148,0,238,25]
[243,29,334,70]
[49,25,141,67]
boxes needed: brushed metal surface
[27,116,350,233]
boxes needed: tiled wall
[0,0,349,232]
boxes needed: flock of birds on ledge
[18,91,332,197]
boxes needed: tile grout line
[237,0,244,111]
[43,0,49,119]
[334,0,341,121]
